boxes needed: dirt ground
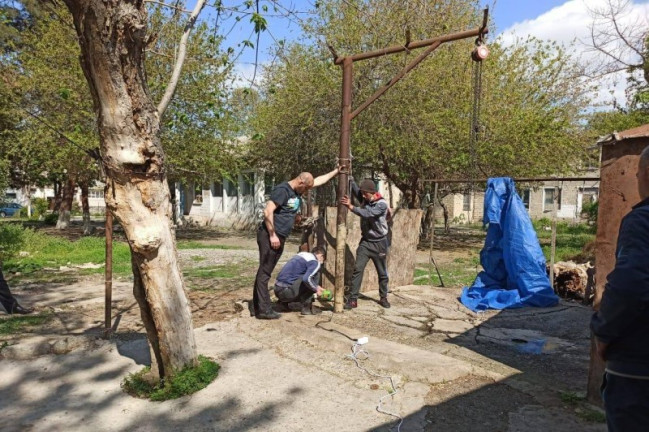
[0,226,605,432]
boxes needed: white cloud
[498,0,649,108]
[231,62,268,89]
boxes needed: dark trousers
[252,227,286,315]
[275,279,313,306]
[349,238,389,300]
[0,269,18,313]
[602,372,649,432]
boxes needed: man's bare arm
[264,201,278,235]
[313,167,339,187]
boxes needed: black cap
[359,179,376,193]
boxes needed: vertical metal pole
[549,186,558,289]
[307,190,313,249]
[429,183,438,285]
[105,210,113,335]
[334,57,353,313]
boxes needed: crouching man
[274,246,326,316]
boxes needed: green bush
[43,212,59,225]
[0,224,26,262]
[581,200,598,225]
[32,198,50,218]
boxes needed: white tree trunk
[63,0,197,378]
[56,177,74,229]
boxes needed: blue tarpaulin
[460,177,559,312]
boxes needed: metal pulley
[471,41,489,62]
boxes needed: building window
[89,189,104,199]
[241,172,254,196]
[581,187,598,203]
[544,188,561,212]
[264,173,276,196]
[463,193,471,211]
[225,179,238,197]
[519,189,530,209]
[212,182,223,198]
[193,184,204,204]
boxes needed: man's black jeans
[275,279,313,306]
[252,227,286,315]
[0,269,18,313]
[348,238,389,301]
[602,371,649,431]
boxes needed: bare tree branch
[144,0,191,14]
[157,0,207,116]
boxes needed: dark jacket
[591,197,649,377]
[275,252,321,292]
[349,179,389,242]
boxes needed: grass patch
[190,255,206,262]
[183,265,241,279]
[414,262,480,288]
[559,390,585,405]
[177,241,242,250]
[122,355,219,401]
[4,229,132,275]
[575,406,607,423]
[0,313,51,335]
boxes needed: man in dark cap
[341,178,391,310]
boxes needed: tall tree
[0,2,99,227]
[58,0,208,379]
[586,0,649,110]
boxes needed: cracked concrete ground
[0,231,606,431]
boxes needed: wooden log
[322,207,422,294]
[547,261,594,304]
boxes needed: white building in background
[174,169,266,229]
[2,186,54,205]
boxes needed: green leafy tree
[252,0,592,208]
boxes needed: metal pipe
[334,57,353,313]
[105,210,113,336]
[421,177,600,183]
[334,27,488,65]
[351,41,442,120]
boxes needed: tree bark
[52,180,62,211]
[440,200,450,232]
[63,0,197,378]
[56,177,75,229]
[80,180,92,235]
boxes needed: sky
[212,0,649,108]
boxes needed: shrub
[581,200,598,225]
[0,224,26,262]
[43,212,59,225]
[32,198,49,218]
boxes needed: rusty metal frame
[330,9,489,312]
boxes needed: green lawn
[4,229,132,275]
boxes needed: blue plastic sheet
[461,177,559,312]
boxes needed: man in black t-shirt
[251,169,338,319]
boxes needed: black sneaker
[344,300,357,310]
[256,310,281,320]
[273,302,291,312]
[379,297,391,308]
[301,305,322,315]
